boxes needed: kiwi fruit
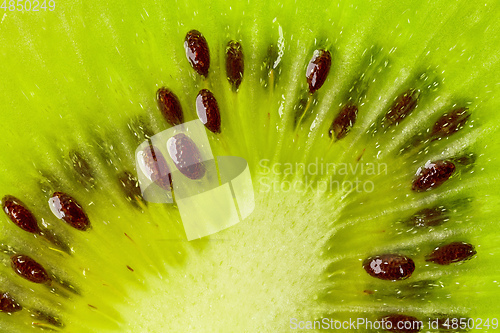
[0,0,499,332]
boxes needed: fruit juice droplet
[196,89,221,133]
[156,88,184,126]
[11,255,50,284]
[49,192,91,231]
[226,40,244,90]
[2,195,42,234]
[363,254,415,280]
[306,49,331,93]
[184,30,210,77]
[167,133,206,180]
[412,160,455,192]
[426,242,476,265]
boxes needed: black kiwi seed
[261,44,282,88]
[167,133,206,180]
[196,89,221,133]
[430,107,470,140]
[2,196,72,253]
[412,160,455,192]
[383,89,419,127]
[426,242,476,265]
[32,310,64,328]
[41,230,72,255]
[118,171,143,204]
[329,103,358,139]
[406,206,447,227]
[69,150,94,185]
[363,254,415,281]
[226,40,244,90]
[293,91,318,126]
[127,116,154,143]
[184,29,210,77]
[49,192,91,231]
[2,195,42,234]
[140,145,172,190]
[11,255,50,284]
[156,87,184,126]
[306,49,331,94]
[381,314,421,333]
[452,153,476,166]
[0,292,22,313]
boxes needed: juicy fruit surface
[0,0,499,332]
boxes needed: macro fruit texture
[0,0,499,332]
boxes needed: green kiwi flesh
[0,0,500,332]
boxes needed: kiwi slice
[0,0,499,332]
